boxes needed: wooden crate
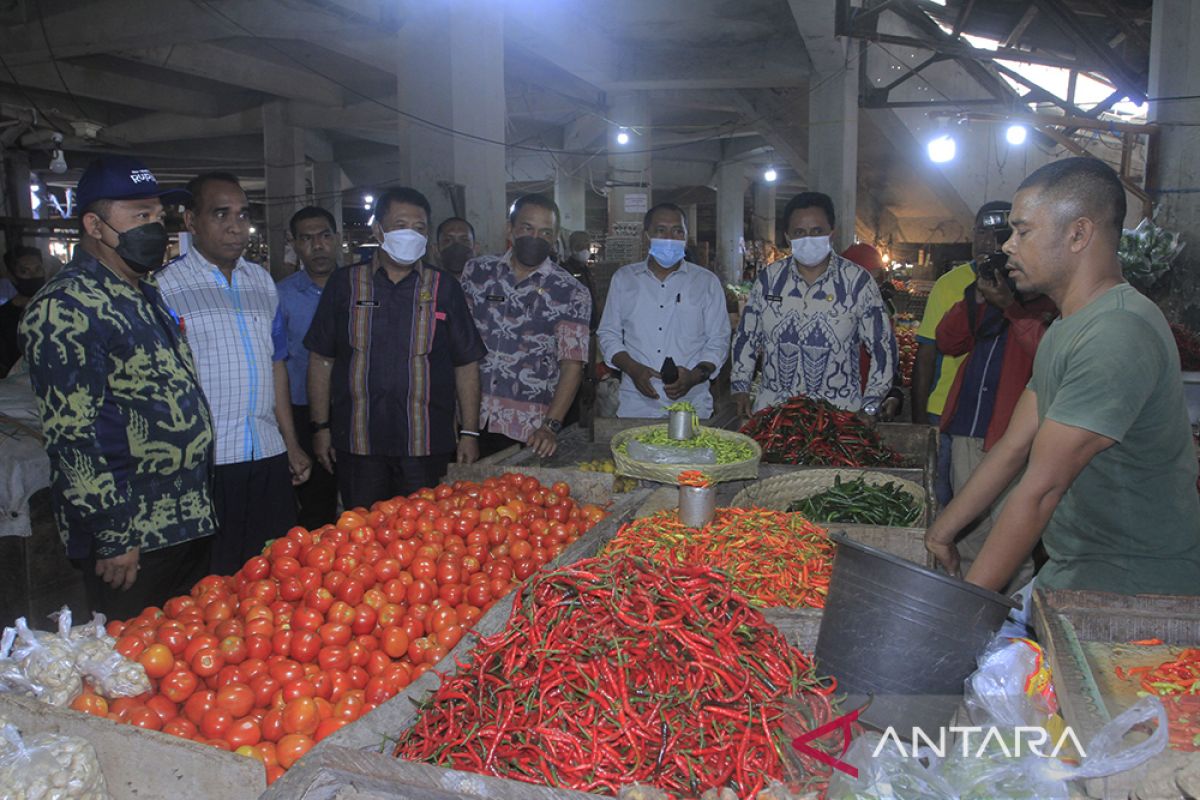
[263,491,822,800]
[0,691,265,800]
[1032,589,1200,799]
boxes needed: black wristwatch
[693,363,714,381]
[542,418,563,434]
[310,420,331,434]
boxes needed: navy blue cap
[76,155,190,215]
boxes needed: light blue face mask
[648,237,686,267]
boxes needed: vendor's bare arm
[966,416,1115,591]
[455,361,482,464]
[910,341,937,423]
[307,352,336,472]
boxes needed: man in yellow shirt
[911,201,1012,506]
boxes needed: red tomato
[304,545,335,572]
[276,733,314,769]
[318,622,352,647]
[317,646,351,672]
[159,668,199,703]
[154,623,188,655]
[459,605,483,626]
[364,675,397,705]
[218,635,247,665]
[183,690,216,725]
[332,692,365,722]
[291,607,324,632]
[466,582,492,608]
[281,697,319,736]
[278,577,304,602]
[269,538,300,560]
[268,658,304,685]
[115,634,146,661]
[163,717,198,739]
[304,587,334,613]
[335,578,364,606]
[224,717,262,748]
[314,717,348,742]
[406,580,436,606]
[191,648,225,678]
[326,600,355,626]
[374,558,400,583]
[216,683,255,718]
[270,629,293,659]
[281,678,317,701]
[407,636,433,664]
[242,555,271,581]
[435,625,463,650]
[260,708,285,742]
[200,707,233,739]
[350,604,377,636]
[245,634,272,661]
[251,674,280,708]
[381,627,409,659]
[291,631,321,664]
[145,694,178,723]
[139,643,175,679]
[70,690,109,718]
[127,707,163,731]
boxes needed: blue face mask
[648,238,686,267]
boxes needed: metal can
[678,485,716,528]
[668,409,694,441]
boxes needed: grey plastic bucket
[814,531,1020,733]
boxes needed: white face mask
[791,235,832,267]
[381,228,427,265]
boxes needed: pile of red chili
[1114,642,1200,751]
[393,556,839,797]
[740,396,902,468]
[603,509,832,609]
[677,470,712,488]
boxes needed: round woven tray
[611,425,761,484]
[729,469,926,525]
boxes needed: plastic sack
[826,732,958,799]
[0,722,111,799]
[941,695,1169,800]
[964,638,1057,729]
[0,627,42,698]
[70,629,149,700]
[11,616,81,707]
[626,439,716,464]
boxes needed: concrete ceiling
[0,0,1146,244]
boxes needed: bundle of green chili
[740,396,902,467]
[603,509,832,608]
[393,556,840,798]
[787,476,921,527]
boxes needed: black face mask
[439,243,473,275]
[13,276,44,298]
[512,236,552,268]
[101,219,169,274]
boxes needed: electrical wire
[34,0,88,121]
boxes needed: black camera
[976,251,1008,283]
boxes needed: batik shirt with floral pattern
[460,252,590,442]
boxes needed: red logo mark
[791,707,861,778]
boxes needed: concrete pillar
[312,161,343,235]
[1149,0,1200,323]
[683,203,698,242]
[807,60,859,253]
[263,100,306,279]
[395,0,507,254]
[752,180,776,245]
[715,161,748,284]
[605,92,651,265]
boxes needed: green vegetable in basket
[622,427,755,464]
[786,475,920,526]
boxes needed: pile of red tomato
[68,474,606,784]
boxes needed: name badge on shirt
[354,300,381,308]
[765,294,784,302]
[486,294,505,303]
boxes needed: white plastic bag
[0,627,42,698]
[11,617,81,707]
[964,638,1056,729]
[627,439,716,464]
[0,722,111,799]
[826,732,958,799]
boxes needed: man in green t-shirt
[926,157,1200,598]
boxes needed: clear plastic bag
[626,439,716,464]
[826,732,958,799]
[11,617,81,707]
[964,638,1057,729]
[0,627,42,698]
[0,722,111,799]
[70,630,149,700]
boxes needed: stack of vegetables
[740,396,902,467]
[787,476,921,527]
[64,474,606,784]
[619,427,757,465]
[603,509,832,609]
[895,327,917,388]
[1114,641,1200,751]
[394,556,841,797]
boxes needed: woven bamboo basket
[610,425,761,484]
[730,469,926,526]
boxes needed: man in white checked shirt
[157,173,311,575]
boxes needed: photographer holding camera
[933,205,1057,592]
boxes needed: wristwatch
[862,401,880,417]
[310,420,331,434]
[693,363,714,381]
[542,418,563,434]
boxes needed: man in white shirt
[156,172,311,574]
[597,203,730,418]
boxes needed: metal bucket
[815,532,1020,733]
[668,409,694,441]
[678,486,716,528]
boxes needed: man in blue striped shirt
[157,173,311,575]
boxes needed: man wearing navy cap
[19,156,217,618]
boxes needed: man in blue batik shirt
[732,191,895,420]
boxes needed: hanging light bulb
[763,166,778,183]
[363,193,374,208]
[1005,124,1028,145]
[616,129,630,145]
[49,148,67,174]
[927,134,956,163]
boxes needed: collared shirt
[597,258,730,418]
[20,251,216,559]
[304,260,485,458]
[156,249,288,466]
[460,252,590,442]
[276,269,326,406]
[916,262,976,416]
[732,254,895,413]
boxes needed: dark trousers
[78,536,212,620]
[212,453,298,575]
[291,404,339,529]
[337,451,453,511]
[478,430,523,459]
